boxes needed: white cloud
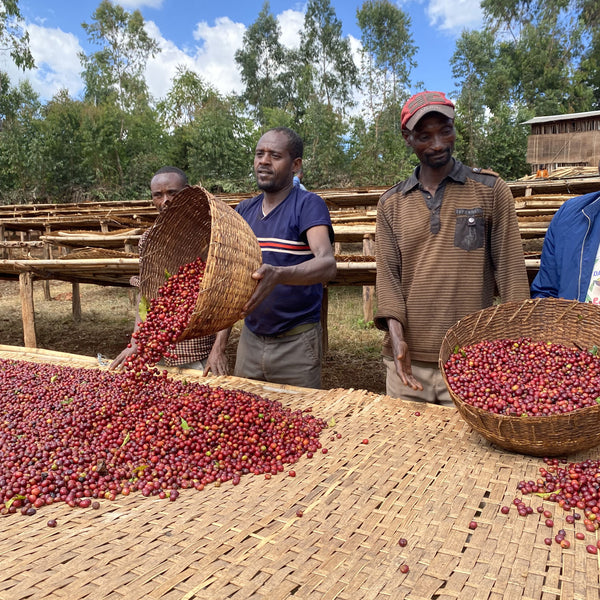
[3,23,84,99]
[425,0,483,31]
[117,0,164,8]
[190,17,246,95]
[278,9,304,49]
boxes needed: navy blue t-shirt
[236,186,334,336]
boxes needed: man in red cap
[374,91,530,405]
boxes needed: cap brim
[405,105,455,130]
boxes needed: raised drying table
[0,345,597,600]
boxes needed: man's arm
[203,327,231,376]
[490,178,531,302]
[530,218,559,298]
[240,225,336,317]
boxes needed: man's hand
[109,341,137,370]
[392,340,424,391]
[202,328,231,376]
[203,347,229,376]
[388,318,423,391]
[241,264,281,317]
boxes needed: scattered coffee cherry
[398,538,408,547]
[500,506,510,514]
[586,544,598,554]
[545,519,554,528]
[468,521,478,530]
[322,448,328,454]
[560,539,570,549]
[414,412,421,417]
[400,564,409,574]
[91,501,100,510]
[289,470,296,477]
[544,538,552,546]
[296,510,303,518]
[361,439,369,445]
[576,532,586,540]
[47,519,57,528]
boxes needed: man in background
[109,166,215,370]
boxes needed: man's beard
[423,148,453,169]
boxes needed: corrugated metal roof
[522,110,600,125]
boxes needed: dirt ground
[0,279,386,394]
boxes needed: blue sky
[5,0,484,105]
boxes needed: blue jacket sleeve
[530,218,559,298]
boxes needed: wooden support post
[321,285,329,356]
[42,244,52,301]
[362,234,375,323]
[334,241,342,256]
[72,282,82,323]
[19,272,37,348]
[0,224,5,259]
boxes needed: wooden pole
[42,243,52,301]
[19,272,37,348]
[362,234,375,323]
[72,282,81,323]
[321,285,329,356]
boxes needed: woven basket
[439,297,600,456]
[139,186,262,340]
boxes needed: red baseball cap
[401,91,455,130]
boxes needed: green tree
[352,0,417,185]
[299,0,359,112]
[0,76,42,202]
[80,0,159,111]
[0,0,34,70]
[234,1,288,126]
[156,66,213,128]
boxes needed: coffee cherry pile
[124,257,206,375]
[518,457,600,518]
[0,358,325,516]
[501,458,600,554]
[444,338,600,416]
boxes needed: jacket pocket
[454,208,484,251]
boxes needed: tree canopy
[0,0,598,203]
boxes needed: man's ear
[292,157,303,173]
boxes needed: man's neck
[418,159,454,195]
[261,182,294,215]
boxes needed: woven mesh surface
[439,297,600,456]
[139,186,262,339]
[1,345,599,600]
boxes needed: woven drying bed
[1,345,599,600]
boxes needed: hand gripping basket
[139,186,262,340]
[439,297,600,456]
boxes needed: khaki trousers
[235,323,322,389]
[384,357,454,406]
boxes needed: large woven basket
[439,297,600,456]
[139,186,262,340]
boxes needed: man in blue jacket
[531,162,600,302]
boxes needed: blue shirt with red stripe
[236,186,334,336]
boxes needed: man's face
[405,113,456,169]
[254,130,300,193]
[150,173,186,212]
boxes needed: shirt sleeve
[490,178,531,302]
[374,197,407,331]
[530,215,559,298]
